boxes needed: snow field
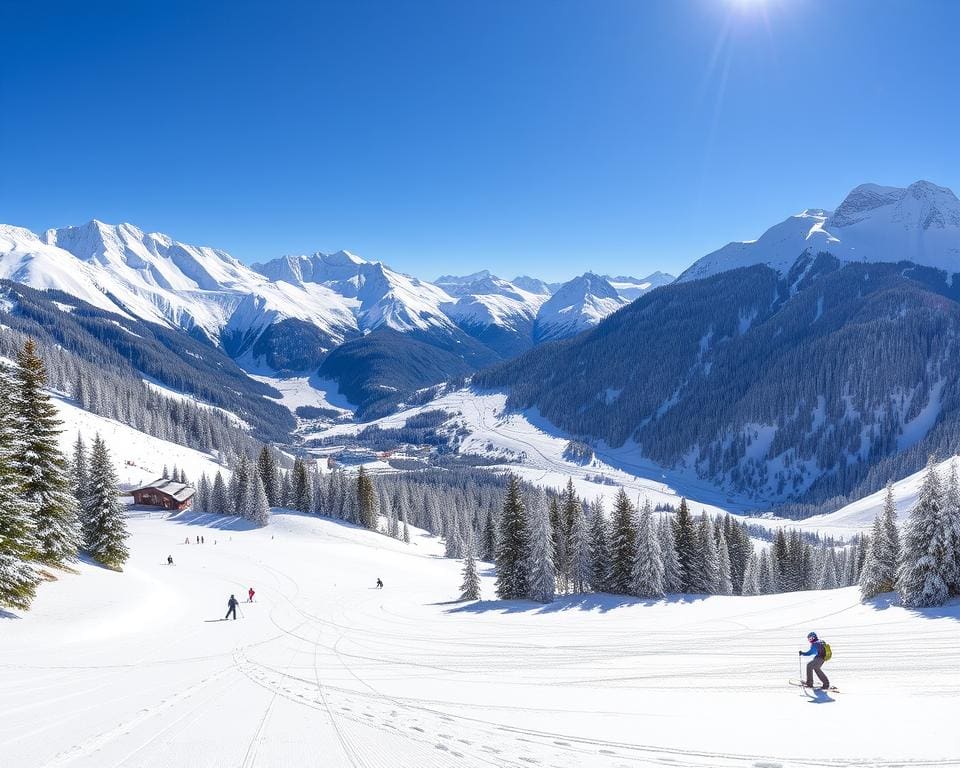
[1,511,958,767]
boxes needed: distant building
[131,478,195,511]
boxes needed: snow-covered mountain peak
[533,272,628,342]
[679,180,960,282]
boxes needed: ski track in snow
[2,513,958,768]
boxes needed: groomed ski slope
[2,512,958,768]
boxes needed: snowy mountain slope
[3,511,958,767]
[512,274,557,295]
[680,180,960,282]
[53,392,228,487]
[253,250,458,335]
[533,272,628,342]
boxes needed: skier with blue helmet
[799,631,830,689]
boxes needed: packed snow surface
[2,511,958,767]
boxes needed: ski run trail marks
[2,511,959,768]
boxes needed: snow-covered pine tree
[549,496,567,593]
[162,464,170,480]
[698,513,720,594]
[402,505,411,543]
[587,499,609,593]
[741,552,760,595]
[818,547,839,590]
[194,473,210,513]
[390,487,404,539]
[716,526,733,595]
[632,499,664,599]
[673,497,699,593]
[444,504,461,558]
[524,489,555,603]
[256,446,281,507]
[243,470,271,528]
[0,367,40,609]
[608,489,637,595]
[897,457,950,608]
[495,474,528,600]
[943,460,960,595]
[568,499,589,594]
[232,453,251,515]
[13,339,79,566]
[293,458,312,513]
[356,465,377,529]
[560,478,579,591]
[460,532,481,601]
[70,433,89,507]
[757,549,773,594]
[83,434,129,570]
[862,518,894,599]
[311,465,324,514]
[882,482,900,569]
[211,471,230,515]
[280,469,293,509]
[659,517,682,594]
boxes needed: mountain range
[0,219,671,416]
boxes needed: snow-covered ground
[246,371,354,416]
[2,511,958,767]
[53,393,228,487]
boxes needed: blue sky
[2,0,959,281]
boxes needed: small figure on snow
[225,594,239,620]
[375,578,384,589]
[196,535,200,544]
[167,555,174,565]
[184,537,190,544]
[248,587,255,602]
[201,535,205,544]
[799,631,831,690]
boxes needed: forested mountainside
[0,281,294,443]
[474,253,960,507]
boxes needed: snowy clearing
[2,511,957,768]
[247,371,355,416]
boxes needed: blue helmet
[807,631,818,641]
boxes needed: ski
[788,680,840,693]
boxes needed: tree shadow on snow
[442,592,707,615]
[169,511,259,532]
[0,608,21,620]
[862,593,960,622]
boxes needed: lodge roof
[132,478,196,502]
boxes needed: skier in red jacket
[248,587,255,603]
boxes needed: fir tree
[897,458,950,608]
[82,434,129,569]
[243,470,271,527]
[673,497,698,593]
[13,340,79,566]
[0,369,40,609]
[758,549,776,594]
[716,526,734,595]
[194,473,211,513]
[524,489,555,603]
[587,499,609,592]
[495,475,528,600]
[741,552,760,595]
[697,513,720,594]
[232,453,251,515]
[210,471,230,515]
[608,489,637,595]
[943,460,960,595]
[860,503,897,601]
[256,446,281,507]
[568,499,589,594]
[293,458,312,513]
[357,465,377,530]
[659,517,682,594]
[460,533,481,601]
[70,433,89,507]
[549,496,567,593]
[632,499,664,598]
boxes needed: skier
[376,577,384,589]
[184,537,189,544]
[799,631,830,689]
[201,535,205,544]
[196,535,200,544]
[248,587,255,602]
[225,594,239,620]
[167,555,174,565]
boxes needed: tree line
[1,340,130,610]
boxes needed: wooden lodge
[131,478,196,511]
